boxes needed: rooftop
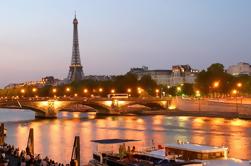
[164,143,228,153]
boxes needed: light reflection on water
[1,109,251,165]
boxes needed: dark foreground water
[1,109,251,165]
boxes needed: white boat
[145,140,251,166]
[88,139,203,166]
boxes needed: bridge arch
[126,102,166,110]
[58,102,111,113]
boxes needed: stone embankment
[172,97,251,119]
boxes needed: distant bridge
[0,97,172,118]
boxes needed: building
[84,75,113,81]
[227,62,251,76]
[4,76,60,89]
[67,13,84,82]
[171,65,199,86]
[129,65,199,86]
[129,66,172,85]
[42,76,60,85]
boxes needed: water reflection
[1,109,251,164]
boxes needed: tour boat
[88,139,203,166]
[145,140,251,166]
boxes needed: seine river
[1,109,251,165]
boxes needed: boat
[146,140,251,166]
[88,139,203,166]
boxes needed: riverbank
[97,109,251,120]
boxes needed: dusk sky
[0,0,251,87]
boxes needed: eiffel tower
[67,13,84,82]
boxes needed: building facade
[129,65,199,86]
[227,62,251,76]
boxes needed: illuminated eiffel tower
[67,13,84,82]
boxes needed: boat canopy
[164,143,228,153]
[91,139,140,144]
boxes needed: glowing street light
[155,89,160,93]
[66,87,71,92]
[127,88,132,93]
[232,89,238,95]
[99,88,103,93]
[195,90,201,97]
[83,89,88,93]
[213,81,220,88]
[137,87,143,94]
[74,93,78,97]
[52,88,57,93]
[20,89,25,94]
[176,86,181,92]
[111,89,115,94]
[32,88,37,93]
[237,82,242,88]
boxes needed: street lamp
[66,87,71,92]
[83,88,88,94]
[52,88,57,93]
[127,88,131,93]
[99,88,103,93]
[213,81,220,88]
[111,89,115,94]
[20,89,25,94]
[237,82,242,88]
[195,90,201,111]
[20,88,26,98]
[137,87,142,95]
[155,89,160,97]
[212,81,220,98]
[232,89,238,115]
[236,82,243,104]
[32,88,37,93]
[195,90,201,97]
[176,86,181,94]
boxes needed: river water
[1,108,251,165]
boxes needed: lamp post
[20,89,25,98]
[213,81,219,99]
[127,88,131,97]
[83,88,88,96]
[195,90,201,111]
[155,89,160,98]
[32,88,38,98]
[65,87,71,97]
[237,82,242,104]
[52,88,57,98]
[232,89,238,115]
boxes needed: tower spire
[67,14,84,82]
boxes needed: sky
[0,0,251,87]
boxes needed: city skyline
[0,0,251,87]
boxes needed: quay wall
[173,97,251,119]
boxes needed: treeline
[195,63,251,96]
[1,63,251,98]
[0,74,160,97]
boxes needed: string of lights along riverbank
[67,13,84,82]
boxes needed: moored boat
[146,140,251,166]
[88,139,203,166]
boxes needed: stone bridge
[0,97,171,118]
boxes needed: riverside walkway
[0,124,80,166]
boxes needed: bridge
[0,97,172,118]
